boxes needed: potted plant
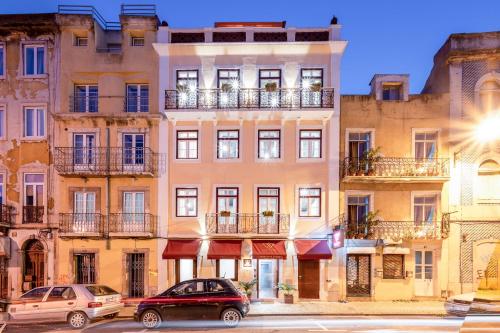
[219,210,231,217]
[264,82,277,92]
[362,147,382,176]
[262,210,274,217]
[363,210,381,239]
[310,82,322,92]
[239,279,257,300]
[220,83,232,93]
[277,282,296,304]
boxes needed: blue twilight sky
[1,0,499,94]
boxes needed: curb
[117,313,449,319]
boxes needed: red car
[134,278,250,329]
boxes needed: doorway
[257,259,278,299]
[127,253,145,298]
[23,239,45,291]
[298,260,320,299]
[346,254,371,297]
[414,250,434,296]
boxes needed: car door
[204,280,233,319]
[161,280,206,320]
[9,287,50,321]
[38,286,78,321]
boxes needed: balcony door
[123,192,145,232]
[24,174,44,224]
[74,192,96,233]
[414,250,434,297]
[217,69,239,108]
[259,69,281,108]
[123,134,145,169]
[346,195,370,238]
[73,133,95,168]
[301,68,323,107]
[257,187,280,234]
[216,188,238,233]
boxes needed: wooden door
[298,260,320,299]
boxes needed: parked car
[445,292,475,316]
[8,284,123,329]
[134,278,250,329]
[445,291,500,316]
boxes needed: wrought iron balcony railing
[54,147,166,177]
[206,213,290,235]
[165,88,334,110]
[59,213,105,236]
[69,95,99,113]
[342,157,449,179]
[0,204,14,227]
[109,213,157,236]
[23,206,44,224]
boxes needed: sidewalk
[118,300,446,318]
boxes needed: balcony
[68,95,150,113]
[206,213,290,235]
[23,206,44,224]
[0,204,14,227]
[53,147,166,177]
[342,157,449,183]
[59,213,105,237]
[109,213,157,238]
[165,88,334,111]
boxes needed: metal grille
[23,206,44,224]
[206,213,290,235]
[346,254,371,297]
[383,254,404,279]
[342,157,449,178]
[128,253,145,298]
[254,32,287,42]
[213,32,246,43]
[74,253,96,284]
[295,31,329,41]
[171,32,205,43]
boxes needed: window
[23,107,45,138]
[413,195,437,225]
[74,192,96,231]
[301,68,323,107]
[20,287,50,300]
[207,280,229,292]
[382,84,402,101]
[348,132,371,159]
[75,37,88,47]
[218,69,239,108]
[131,37,145,47]
[347,195,370,236]
[0,45,4,77]
[126,84,149,112]
[24,45,45,76]
[415,250,433,280]
[299,130,322,158]
[46,287,77,301]
[123,192,145,226]
[0,174,3,204]
[0,107,4,138]
[24,173,44,224]
[477,80,500,112]
[258,130,280,159]
[74,85,98,113]
[73,133,96,165]
[217,130,239,159]
[259,69,281,107]
[176,188,198,217]
[299,188,321,217]
[216,260,238,280]
[176,130,198,159]
[175,259,197,284]
[176,70,198,108]
[123,133,145,165]
[216,187,238,230]
[74,253,96,284]
[172,280,204,295]
[414,132,437,159]
[476,160,500,202]
[383,254,405,279]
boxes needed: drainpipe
[106,127,111,250]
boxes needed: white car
[445,292,500,316]
[445,292,475,316]
[8,284,124,329]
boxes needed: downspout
[106,127,111,250]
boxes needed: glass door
[123,192,145,232]
[347,195,370,238]
[216,188,238,233]
[257,187,279,233]
[73,133,95,169]
[414,250,434,296]
[258,259,277,299]
[123,134,145,170]
[73,192,96,233]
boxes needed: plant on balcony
[362,147,382,176]
[277,282,296,304]
[310,82,322,92]
[220,83,232,92]
[262,210,274,217]
[264,82,277,92]
[364,210,381,239]
[239,279,257,299]
[219,210,231,217]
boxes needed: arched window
[476,159,500,202]
[478,80,500,113]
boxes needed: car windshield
[86,285,119,296]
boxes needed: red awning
[207,240,242,259]
[294,240,332,260]
[252,240,287,259]
[162,239,201,259]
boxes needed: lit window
[0,45,4,76]
[217,130,239,159]
[176,130,198,159]
[382,84,402,101]
[176,70,198,108]
[414,132,437,159]
[299,130,322,158]
[217,259,238,280]
[301,68,323,107]
[74,85,98,113]
[75,37,88,47]
[23,107,45,138]
[126,84,149,112]
[383,254,404,279]
[176,259,197,283]
[476,160,500,202]
[24,45,45,76]
[259,69,281,108]
[176,188,198,217]
[218,69,239,108]
[413,195,437,225]
[299,188,321,217]
[258,130,280,159]
[131,37,145,47]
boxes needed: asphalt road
[4,315,467,333]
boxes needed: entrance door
[127,253,145,298]
[258,259,277,299]
[23,239,45,291]
[257,187,279,234]
[414,250,434,296]
[346,254,371,297]
[298,260,320,299]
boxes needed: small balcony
[23,206,44,224]
[341,157,449,183]
[206,213,290,235]
[53,147,165,177]
[69,95,99,113]
[165,88,334,111]
[0,204,14,227]
[109,213,157,238]
[59,213,105,237]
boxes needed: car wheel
[141,310,162,329]
[68,311,88,329]
[104,313,118,319]
[221,308,241,327]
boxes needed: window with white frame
[301,68,323,107]
[258,130,280,159]
[299,130,322,158]
[0,45,4,76]
[476,160,500,202]
[348,132,371,159]
[217,259,238,280]
[259,69,281,108]
[73,191,96,230]
[176,130,198,159]
[126,84,149,112]
[217,130,239,159]
[23,107,45,138]
[478,80,500,113]
[413,195,437,225]
[298,188,321,217]
[176,70,198,108]
[218,69,239,108]
[123,191,145,225]
[131,37,145,46]
[24,45,45,76]
[176,188,198,217]
[74,85,98,113]
[0,107,4,138]
[414,132,438,159]
[24,173,44,224]
[74,36,88,47]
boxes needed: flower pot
[220,83,232,93]
[310,83,322,92]
[265,82,277,92]
[262,211,274,217]
[219,211,231,217]
[284,294,294,304]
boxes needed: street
[4,316,466,333]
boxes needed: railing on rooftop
[120,4,156,16]
[58,5,120,30]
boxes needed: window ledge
[19,74,48,80]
